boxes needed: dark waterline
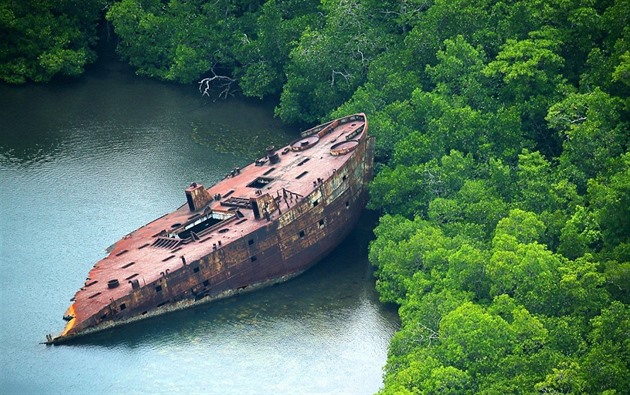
[0,57,398,394]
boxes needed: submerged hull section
[48,114,373,344]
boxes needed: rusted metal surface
[47,113,373,344]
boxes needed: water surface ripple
[0,60,398,394]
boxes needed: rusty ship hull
[48,113,373,344]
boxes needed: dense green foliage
[3,0,629,392]
[105,0,323,95]
[332,1,630,393]
[104,0,389,121]
[0,0,104,83]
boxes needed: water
[0,58,398,394]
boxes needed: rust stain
[47,114,373,344]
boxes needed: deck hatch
[175,211,234,239]
[221,197,252,209]
[247,176,274,189]
[49,113,371,344]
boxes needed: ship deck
[61,115,367,336]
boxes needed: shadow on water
[1,42,398,392]
[0,48,294,168]
[65,211,397,350]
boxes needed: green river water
[0,56,398,394]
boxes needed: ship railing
[300,120,334,138]
[300,113,365,138]
[345,125,365,141]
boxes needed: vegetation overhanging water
[2,0,629,393]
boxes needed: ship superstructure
[47,113,373,344]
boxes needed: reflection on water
[0,57,398,394]
[191,120,293,157]
[59,216,397,394]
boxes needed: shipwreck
[47,113,373,344]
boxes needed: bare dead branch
[198,66,236,99]
[569,116,587,124]
[417,322,440,345]
[331,70,351,86]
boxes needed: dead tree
[198,66,236,99]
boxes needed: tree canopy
[0,0,104,83]
[2,0,628,393]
